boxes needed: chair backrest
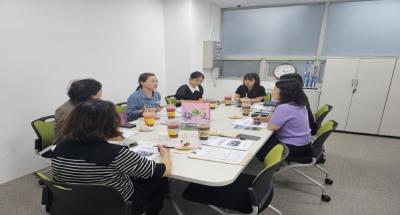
[263,93,272,103]
[314,104,333,129]
[115,102,128,113]
[312,120,338,159]
[31,115,55,151]
[35,172,131,215]
[249,144,289,213]
[165,95,177,105]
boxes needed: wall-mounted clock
[273,63,296,79]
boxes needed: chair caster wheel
[38,180,44,186]
[321,194,331,202]
[319,158,326,164]
[325,178,333,185]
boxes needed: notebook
[202,136,254,151]
[188,146,247,165]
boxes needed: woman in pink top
[256,79,312,162]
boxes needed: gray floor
[1,132,400,215]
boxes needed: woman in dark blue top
[175,71,204,102]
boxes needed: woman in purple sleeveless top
[256,79,312,161]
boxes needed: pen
[152,145,175,149]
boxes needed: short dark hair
[61,100,122,141]
[243,73,260,87]
[68,79,102,105]
[190,71,204,80]
[280,73,304,86]
[275,79,308,106]
[136,73,156,91]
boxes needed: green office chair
[314,104,333,164]
[263,93,272,103]
[35,172,132,215]
[115,102,128,113]
[165,95,177,105]
[183,144,289,215]
[314,104,333,130]
[277,120,338,202]
[31,115,56,160]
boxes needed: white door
[379,59,400,137]
[319,58,359,130]
[346,58,396,134]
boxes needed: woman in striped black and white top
[52,100,172,215]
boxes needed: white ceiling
[211,0,367,8]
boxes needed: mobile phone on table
[237,134,261,141]
[122,123,136,128]
[123,140,138,148]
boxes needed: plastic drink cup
[198,123,210,140]
[167,119,179,138]
[143,111,155,127]
[166,104,176,119]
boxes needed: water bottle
[303,62,310,88]
[311,75,318,88]
[311,65,319,88]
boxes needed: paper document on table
[251,104,275,114]
[120,128,139,138]
[188,146,247,165]
[130,145,160,161]
[202,136,254,151]
[233,118,267,129]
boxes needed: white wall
[0,0,166,184]
[163,0,322,113]
[164,0,221,95]
[163,0,192,94]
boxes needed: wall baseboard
[334,130,400,140]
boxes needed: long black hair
[280,73,304,86]
[243,73,260,88]
[136,73,156,91]
[190,71,204,80]
[275,79,308,106]
[67,79,102,105]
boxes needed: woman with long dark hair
[127,73,162,121]
[53,100,172,215]
[234,73,266,103]
[256,79,312,161]
[280,73,317,135]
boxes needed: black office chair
[35,172,132,215]
[277,120,338,202]
[183,144,289,215]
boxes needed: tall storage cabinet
[379,60,400,137]
[345,58,396,134]
[319,58,397,135]
[319,58,360,131]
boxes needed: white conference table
[124,104,273,187]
